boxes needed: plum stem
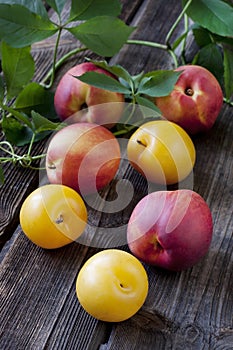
[55,215,64,224]
[185,88,194,96]
[137,139,147,147]
[47,163,56,170]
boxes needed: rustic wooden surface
[0,1,233,349]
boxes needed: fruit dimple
[119,282,131,292]
[155,240,163,251]
[81,102,88,110]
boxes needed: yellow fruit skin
[20,184,87,249]
[127,120,196,185]
[76,249,149,322]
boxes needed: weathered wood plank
[0,0,232,349]
[0,229,101,349]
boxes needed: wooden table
[1,1,232,349]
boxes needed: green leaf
[183,0,233,37]
[0,0,48,18]
[2,115,33,146]
[0,75,5,101]
[1,42,35,99]
[70,0,121,21]
[0,4,58,48]
[135,95,162,114]
[1,104,32,128]
[31,111,61,134]
[46,0,66,15]
[223,46,233,100]
[68,16,135,57]
[87,59,133,87]
[192,25,213,48]
[212,34,233,47]
[138,70,182,97]
[192,43,224,84]
[2,111,61,146]
[132,72,146,90]
[192,24,233,48]
[172,30,189,50]
[0,166,4,185]
[74,71,131,94]
[14,82,57,119]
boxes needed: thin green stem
[43,27,63,89]
[223,97,233,106]
[0,137,47,169]
[124,100,137,125]
[180,14,190,64]
[41,46,88,87]
[0,141,15,157]
[113,125,135,136]
[127,39,167,50]
[165,0,192,46]
[27,133,36,157]
[32,153,47,160]
[182,14,189,53]
[168,49,178,68]
[127,39,178,68]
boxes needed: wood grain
[0,1,232,349]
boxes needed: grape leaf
[69,0,121,21]
[68,16,135,57]
[0,4,58,48]
[183,0,233,37]
[1,42,35,99]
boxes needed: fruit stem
[185,87,194,96]
[47,163,56,170]
[55,215,64,224]
[42,27,62,89]
[137,139,146,147]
